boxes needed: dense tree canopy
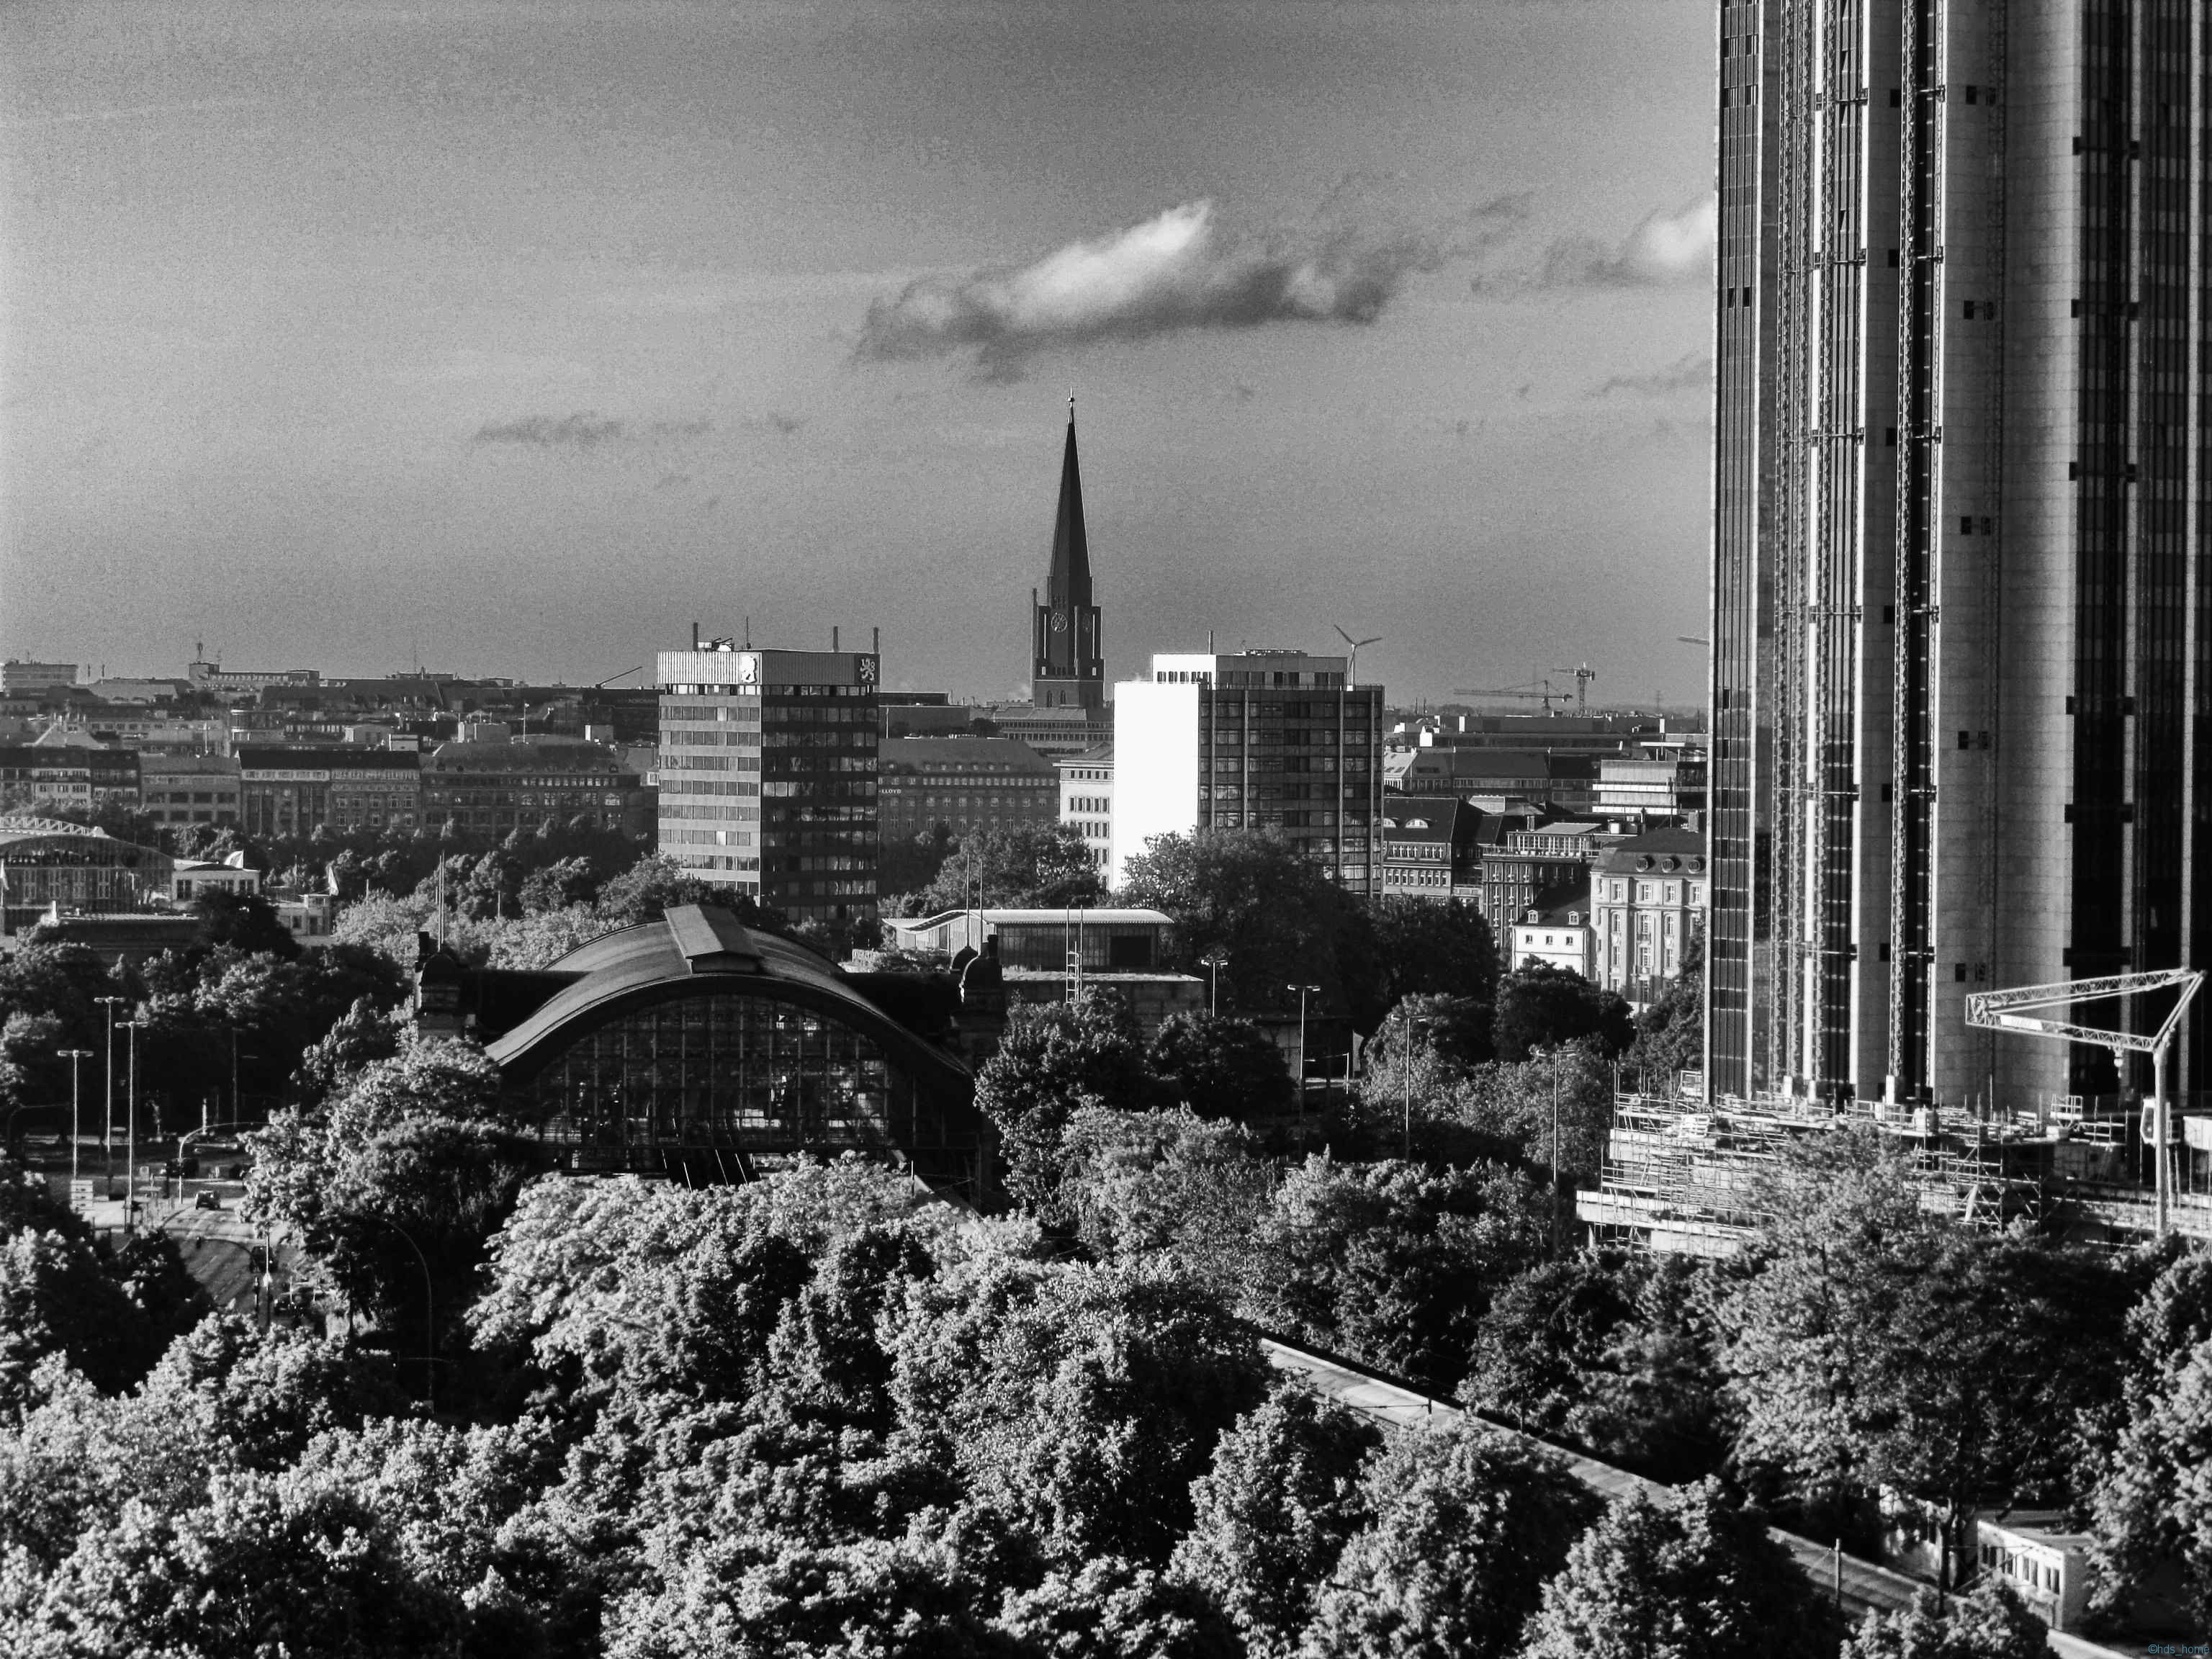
[912,821,1107,914]
[1493,962,1636,1062]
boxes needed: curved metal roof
[485,904,974,1094]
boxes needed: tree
[191,888,302,959]
[1117,830,1382,1025]
[1439,1039,1617,1184]
[1519,1480,1835,1659]
[1370,897,1498,1012]
[880,824,958,903]
[518,854,601,915]
[595,854,737,925]
[1840,1582,2053,1659]
[973,994,1149,1215]
[1493,962,1635,1061]
[886,1257,1267,1570]
[1716,1128,2129,1577]
[996,1555,1238,1659]
[920,822,1105,912]
[2086,1244,2212,1628]
[1169,1380,1380,1655]
[1302,1414,1600,1659]
[1242,1156,1548,1394]
[1056,1107,1275,1305]
[1146,1012,1289,1120]
[1624,932,1703,1080]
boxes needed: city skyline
[4,0,1715,706]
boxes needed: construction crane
[1965,967,2205,1238]
[1452,680,1568,712]
[1552,662,1597,714]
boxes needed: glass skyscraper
[1709,0,2210,1106]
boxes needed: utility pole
[1399,1015,1433,1159]
[1201,948,1230,1017]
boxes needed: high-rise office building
[1030,407,1105,714]
[1111,649,1382,891]
[657,645,880,927]
[1709,1,2208,1106]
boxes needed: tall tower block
[1031,406,1105,713]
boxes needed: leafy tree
[518,853,601,915]
[1370,896,1498,1012]
[1056,1107,1275,1305]
[191,888,302,959]
[974,994,1149,1215]
[1840,1581,2053,1659]
[1519,1480,1835,1659]
[1146,1012,1288,1120]
[0,1011,65,1112]
[1493,962,1635,1061]
[5,1467,468,1658]
[1625,931,1704,1079]
[920,822,1105,912]
[880,824,959,904]
[1302,1414,1600,1659]
[886,1257,1267,1570]
[0,1228,145,1408]
[996,1555,1238,1659]
[1117,829,1383,1025]
[595,854,736,925]
[1242,1156,1547,1393]
[1717,1127,2128,1578]
[1439,1039,1617,1184]
[1169,1380,1380,1654]
[2086,1243,2212,1628]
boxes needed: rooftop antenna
[832,626,840,652]
[744,615,751,649]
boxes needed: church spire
[1047,401,1092,610]
[1031,401,1105,714]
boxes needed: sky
[1,0,1716,709]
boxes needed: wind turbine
[1333,625,1382,688]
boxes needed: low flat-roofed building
[1972,1514,2092,1633]
[885,907,1174,974]
[171,856,260,903]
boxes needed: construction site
[1576,1076,2212,1257]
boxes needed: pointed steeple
[1047,400,1092,610]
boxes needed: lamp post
[121,1020,146,1229]
[1201,948,1230,1016]
[1399,1015,1434,1159]
[57,1048,92,1191]
[94,995,125,1188]
[365,1213,437,1411]
[1291,983,1321,1142]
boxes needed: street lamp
[121,1020,147,1229]
[1291,983,1322,1141]
[94,995,125,1186]
[56,1048,92,1191]
[364,1213,438,1411]
[1200,948,1231,1016]
[1399,1014,1435,1159]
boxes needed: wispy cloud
[471,413,716,451]
[855,196,1527,382]
[474,413,628,449]
[1476,194,1716,294]
[1588,351,1712,398]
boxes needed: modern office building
[0,661,78,695]
[876,735,1057,845]
[657,644,880,927]
[1708,1,2212,1105]
[1057,743,1114,871]
[1110,649,1382,891]
[1030,406,1105,714]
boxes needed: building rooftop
[1596,826,1707,875]
[877,736,1056,775]
[892,907,1172,931]
[1056,742,1114,770]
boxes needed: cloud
[751,412,805,436]
[471,413,716,451]
[474,413,628,449]
[1475,194,1716,293]
[855,196,1525,381]
[1587,351,1712,399]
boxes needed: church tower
[1030,403,1104,713]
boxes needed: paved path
[1262,1338,2134,1658]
